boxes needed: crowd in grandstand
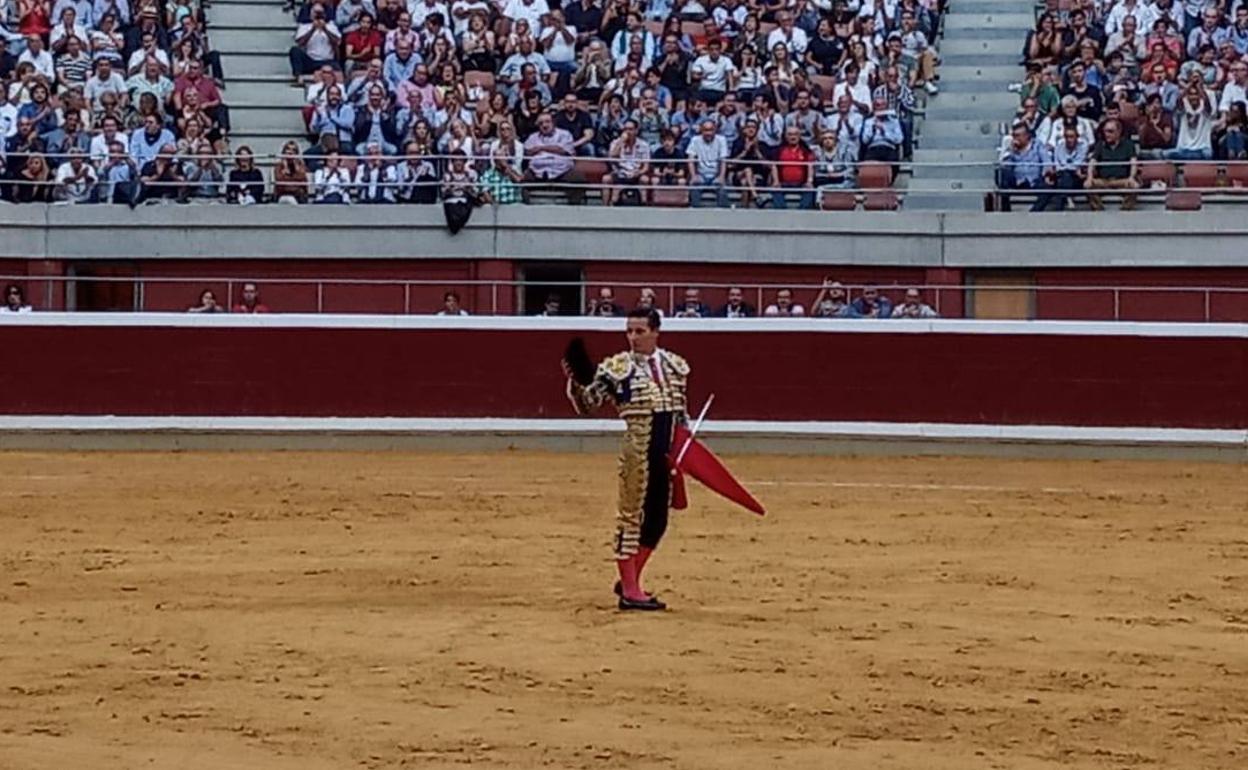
[1,0,944,205]
[0,0,232,203]
[997,0,1248,211]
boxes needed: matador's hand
[560,360,574,379]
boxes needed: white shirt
[767,26,809,56]
[89,130,129,162]
[407,0,448,26]
[541,24,578,64]
[18,49,55,82]
[686,134,729,178]
[1175,95,1214,151]
[296,21,342,62]
[763,303,806,317]
[55,161,98,202]
[450,0,490,35]
[502,0,548,30]
[313,166,353,201]
[1220,81,1247,113]
[0,103,17,139]
[0,305,33,313]
[691,54,736,92]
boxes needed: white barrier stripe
[3,313,1248,338]
[0,416,1243,447]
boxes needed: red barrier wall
[1,321,1244,428]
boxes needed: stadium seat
[1165,190,1202,211]
[858,162,893,191]
[821,190,858,211]
[863,191,900,211]
[652,187,690,207]
[1138,161,1176,188]
[1181,163,1218,190]
[1227,163,1248,189]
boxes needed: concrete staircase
[906,1,1032,210]
[208,0,305,161]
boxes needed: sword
[674,394,715,469]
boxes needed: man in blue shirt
[996,122,1047,212]
[859,96,904,165]
[1034,124,1089,211]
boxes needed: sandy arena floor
[0,450,1245,770]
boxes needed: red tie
[649,357,662,386]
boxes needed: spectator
[602,117,649,205]
[891,288,939,318]
[1063,61,1104,121]
[54,147,96,202]
[1086,117,1140,211]
[129,112,174,167]
[522,111,582,204]
[729,117,768,206]
[312,151,352,203]
[14,152,54,202]
[1165,80,1215,160]
[1034,124,1089,212]
[274,140,311,203]
[810,279,852,317]
[479,145,522,204]
[673,287,710,317]
[648,128,688,200]
[587,286,622,316]
[227,146,265,204]
[188,289,225,313]
[690,38,736,104]
[437,290,469,315]
[850,286,893,318]
[1,284,33,313]
[1137,94,1176,156]
[770,124,814,209]
[291,3,343,79]
[441,150,480,233]
[859,96,903,170]
[997,122,1047,212]
[84,58,127,112]
[636,286,664,316]
[97,139,138,204]
[392,141,439,203]
[812,130,856,190]
[233,282,271,313]
[184,144,224,199]
[537,293,562,316]
[310,86,356,147]
[1218,102,1247,159]
[686,118,728,207]
[716,286,755,317]
[137,143,185,203]
[763,288,805,317]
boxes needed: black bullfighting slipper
[614,581,656,600]
[618,595,667,611]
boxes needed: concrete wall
[3,205,1248,267]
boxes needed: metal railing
[5,275,1247,322]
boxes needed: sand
[0,450,1245,770]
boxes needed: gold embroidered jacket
[567,349,690,418]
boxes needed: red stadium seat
[1226,163,1248,189]
[821,190,858,210]
[1181,162,1218,190]
[1138,161,1176,188]
[858,162,892,191]
[863,191,900,211]
[1165,190,1202,210]
[651,187,690,207]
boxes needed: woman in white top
[313,152,353,203]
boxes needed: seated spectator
[690,38,736,104]
[1218,102,1247,160]
[586,286,623,316]
[343,12,384,74]
[522,111,583,204]
[312,151,352,203]
[891,288,938,318]
[673,287,710,318]
[352,142,391,202]
[537,293,562,317]
[602,117,650,205]
[822,94,863,151]
[850,286,893,318]
[728,117,767,207]
[309,86,356,147]
[716,286,755,317]
[96,139,139,204]
[345,58,387,107]
[648,128,689,200]
[84,58,128,113]
[636,286,665,316]
[226,146,265,204]
[137,143,186,203]
[54,147,96,202]
[291,3,343,79]
[812,130,856,190]
[686,118,728,207]
[274,139,311,203]
[352,85,400,155]
[437,290,469,316]
[188,289,225,313]
[44,110,90,163]
[1063,61,1103,121]
[997,122,1047,212]
[172,58,226,135]
[14,152,54,202]
[441,150,480,233]
[763,288,805,317]
[129,112,175,167]
[479,147,524,204]
[770,124,814,209]
[233,282,270,313]
[1137,94,1175,156]
[1,284,33,313]
[810,279,852,317]
[554,93,596,156]
[1034,124,1089,212]
[859,96,903,170]
[1165,80,1215,160]
[184,144,224,198]
[392,141,440,203]
[1085,117,1139,211]
[54,34,92,93]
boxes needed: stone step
[212,0,287,5]
[919,118,1004,138]
[938,26,1031,39]
[919,134,1002,150]
[220,51,291,78]
[940,53,1023,67]
[950,0,1040,12]
[903,192,987,210]
[940,37,1025,55]
[230,104,305,130]
[213,28,293,53]
[223,79,306,106]
[937,64,1021,82]
[928,90,1018,111]
[943,12,1034,29]
[208,3,291,26]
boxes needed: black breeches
[640,411,674,549]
